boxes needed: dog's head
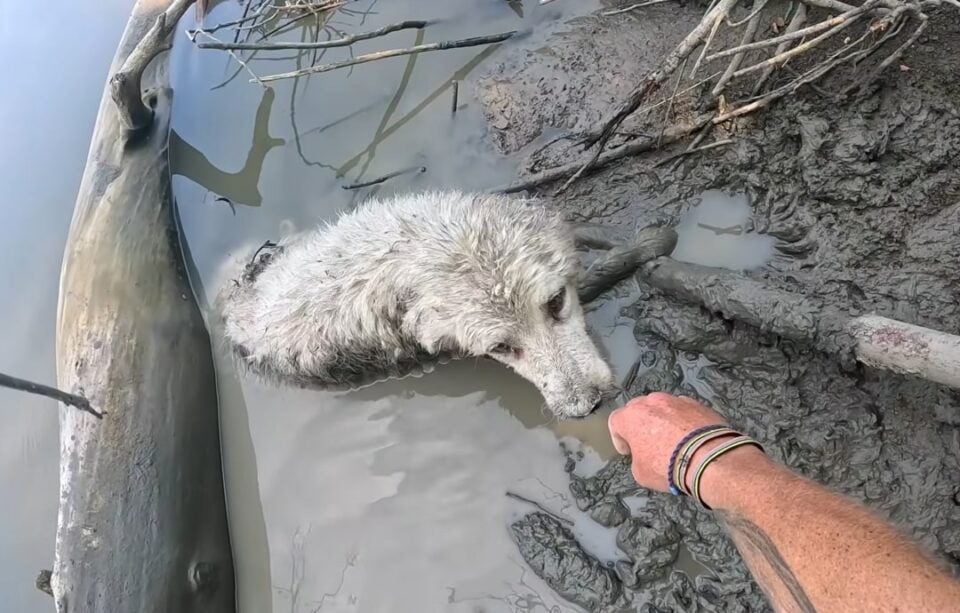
[412,195,615,418]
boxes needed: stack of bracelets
[667,424,765,509]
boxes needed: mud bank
[475,4,960,610]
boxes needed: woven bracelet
[666,424,728,496]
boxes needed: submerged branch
[342,165,426,189]
[506,491,574,526]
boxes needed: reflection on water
[672,190,776,271]
[171,87,284,207]
[0,2,132,611]
[172,1,609,610]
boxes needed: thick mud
[475,4,960,610]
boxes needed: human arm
[608,393,960,613]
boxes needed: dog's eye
[489,342,515,356]
[546,289,566,320]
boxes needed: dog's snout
[559,386,606,419]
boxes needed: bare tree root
[542,0,957,195]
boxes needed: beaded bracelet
[674,428,739,496]
[691,435,765,509]
[666,424,728,495]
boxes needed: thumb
[608,409,632,455]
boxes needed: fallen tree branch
[731,0,880,80]
[0,372,103,419]
[110,0,195,131]
[706,1,877,64]
[640,257,960,389]
[577,227,678,303]
[557,0,739,194]
[583,0,739,152]
[257,30,518,82]
[842,9,927,96]
[192,19,428,50]
[492,112,714,194]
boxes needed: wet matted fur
[218,191,614,417]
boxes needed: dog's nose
[590,393,604,413]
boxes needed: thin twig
[602,0,674,16]
[561,0,739,194]
[342,165,426,189]
[669,121,714,172]
[843,11,927,95]
[706,0,878,63]
[493,113,714,194]
[658,56,688,148]
[801,0,859,13]
[713,9,763,95]
[505,491,574,526]
[691,9,726,77]
[0,372,103,419]
[727,0,770,27]
[450,80,460,114]
[192,30,268,86]
[654,138,734,167]
[731,0,880,79]
[257,30,517,82]
[752,3,807,95]
[195,19,427,50]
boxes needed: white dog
[218,191,616,418]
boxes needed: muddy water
[0,2,132,611]
[671,190,777,271]
[167,1,676,610]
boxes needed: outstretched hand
[607,392,737,493]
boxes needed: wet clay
[475,5,960,611]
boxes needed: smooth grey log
[54,0,235,611]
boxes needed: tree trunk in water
[54,0,235,611]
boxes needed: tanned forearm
[699,449,960,613]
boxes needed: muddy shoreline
[475,4,960,610]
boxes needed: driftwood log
[54,0,235,611]
[640,257,960,389]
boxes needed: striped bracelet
[674,428,739,496]
[666,424,729,496]
[691,435,765,509]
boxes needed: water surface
[170,1,631,610]
[0,3,131,611]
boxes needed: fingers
[607,405,634,455]
[610,428,631,455]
